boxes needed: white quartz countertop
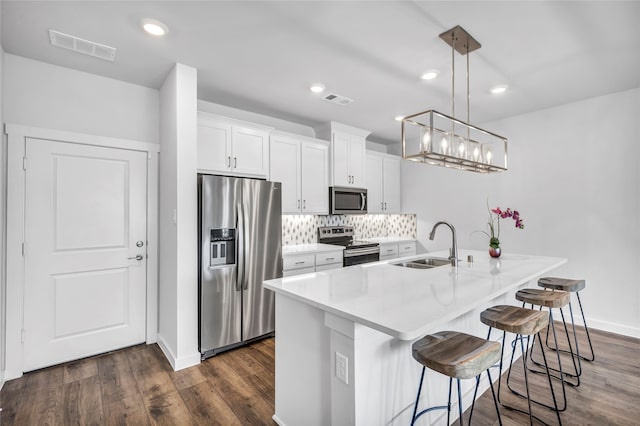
[282,243,343,256]
[264,250,567,341]
[363,236,416,244]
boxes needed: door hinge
[22,157,28,171]
[21,329,25,343]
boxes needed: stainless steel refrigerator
[198,174,282,359]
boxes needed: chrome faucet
[429,221,458,267]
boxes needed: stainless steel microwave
[329,186,367,215]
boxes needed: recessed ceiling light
[421,70,439,80]
[141,19,168,37]
[490,85,508,94]
[310,83,325,93]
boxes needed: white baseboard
[156,334,201,371]
[272,414,285,426]
[588,318,640,339]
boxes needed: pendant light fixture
[401,26,508,173]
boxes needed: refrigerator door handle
[236,204,245,291]
[241,201,250,291]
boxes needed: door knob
[136,241,144,247]
[128,254,144,261]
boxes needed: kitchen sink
[392,257,451,269]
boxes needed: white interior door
[23,138,148,371]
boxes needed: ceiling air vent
[322,93,354,106]
[49,30,117,62]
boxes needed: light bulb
[440,136,448,154]
[309,83,325,93]
[421,70,439,80]
[473,146,480,161]
[486,149,493,164]
[458,141,465,157]
[141,19,168,36]
[422,130,431,152]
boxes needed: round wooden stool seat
[412,331,501,380]
[480,305,549,336]
[538,277,585,292]
[516,288,570,308]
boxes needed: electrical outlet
[335,351,348,384]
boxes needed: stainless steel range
[318,226,380,266]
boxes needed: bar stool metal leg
[544,293,595,362]
[538,277,595,362]
[411,331,502,425]
[527,303,580,388]
[481,305,564,425]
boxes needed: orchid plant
[483,206,524,248]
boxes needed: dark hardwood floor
[1,326,638,425]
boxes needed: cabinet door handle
[381,202,384,210]
[233,157,237,168]
[384,202,387,210]
[227,156,231,167]
[297,199,301,209]
[303,200,306,210]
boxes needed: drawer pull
[295,261,306,265]
[386,249,394,253]
[325,257,334,261]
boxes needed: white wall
[0,7,5,389]
[402,87,640,338]
[4,54,159,143]
[158,63,200,370]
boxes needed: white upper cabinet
[300,140,329,214]
[270,135,301,213]
[197,112,272,178]
[315,122,371,188]
[366,154,383,213]
[366,151,401,213]
[270,132,329,214]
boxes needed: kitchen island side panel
[273,294,331,426]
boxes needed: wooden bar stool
[538,277,595,362]
[516,288,581,387]
[480,305,563,425]
[411,331,502,426]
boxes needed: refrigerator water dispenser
[210,228,236,266]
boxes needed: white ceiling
[2,1,639,145]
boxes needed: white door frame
[4,123,159,380]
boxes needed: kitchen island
[264,250,567,426]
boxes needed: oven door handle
[344,247,380,257]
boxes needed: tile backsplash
[282,214,417,245]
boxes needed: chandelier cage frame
[401,25,508,173]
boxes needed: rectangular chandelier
[401,26,508,173]
[401,109,507,173]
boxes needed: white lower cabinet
[283,253,315,277]
[379,243,399,261]
[380,241,417,261]
[314,250,343,271]
[399,241,417,257]
[283,250,343,277]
